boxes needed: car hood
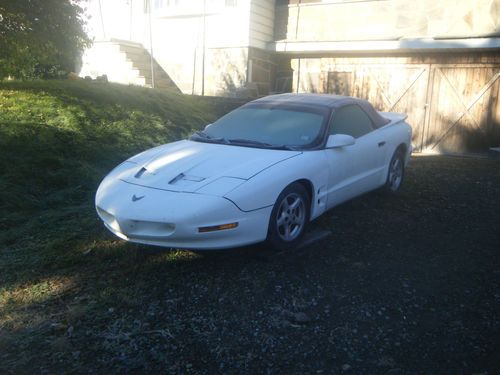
[116,140,301,193]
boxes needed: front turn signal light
[198,222,239,233]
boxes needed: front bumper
[95,179,271,250]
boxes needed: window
[203,105,328,147]
[329,105,373,138]
[153,0,164,10]
[151,0,181,10]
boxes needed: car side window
[329,105,374,138]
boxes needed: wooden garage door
[325,64,430,151]
[309,57,500,153]
[425,65,500,152]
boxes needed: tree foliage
[0,0,91,79]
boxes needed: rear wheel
[384,149,405,193]
[267,183,310,251]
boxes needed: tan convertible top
[251,93,391,128]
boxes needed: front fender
[224,151,329,220]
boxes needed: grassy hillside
[0,80,223,369]
[0,80,216,213]
[0,80,225,266]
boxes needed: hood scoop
[134,167,148,179]
[169,173,205,186]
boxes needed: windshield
[192,104,329,149]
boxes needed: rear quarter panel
[376,121,412,185]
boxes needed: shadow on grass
[1,222,295,372]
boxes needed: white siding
[249,0,275,49]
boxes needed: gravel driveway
[120,155,500,374]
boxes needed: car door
[324,104,386,208]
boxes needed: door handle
[378,141,386,147]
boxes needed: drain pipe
[129,0,133,40]
[201,0,206,96]
[98,0,106,39]
[148,0,155,88]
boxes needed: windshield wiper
[192,130,210,139]
[227,138,294,150]
[191,133,294,150]
[190,131,228,144]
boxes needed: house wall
[272,0,500,153]
[149,2,251,95]
[86,0,148,43]
[277,0,500,42]
[84,0,277,96]
[249,0,275,49]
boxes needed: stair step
[95,41,182,92]
[130,61,166,73]
[117,44,149,56]
[141,70,174,80]
[129,57,166,67]
[144,78,176,87]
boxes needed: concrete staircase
[80,39,180,92]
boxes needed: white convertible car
[96,94,412,250]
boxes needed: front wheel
[383,149,405,193]
[267,182,310,251]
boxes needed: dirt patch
[1,155,499,374]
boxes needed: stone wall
[204,47,249,97]
[276,0,499,42]
[249,48,276,95]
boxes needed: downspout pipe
[148,0,155,88]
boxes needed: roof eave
[272,37,500,55]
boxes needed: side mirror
[326,134,355,149]
[204,123,212,130]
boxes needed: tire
[383,149,405,193]
[267,182,310,251]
